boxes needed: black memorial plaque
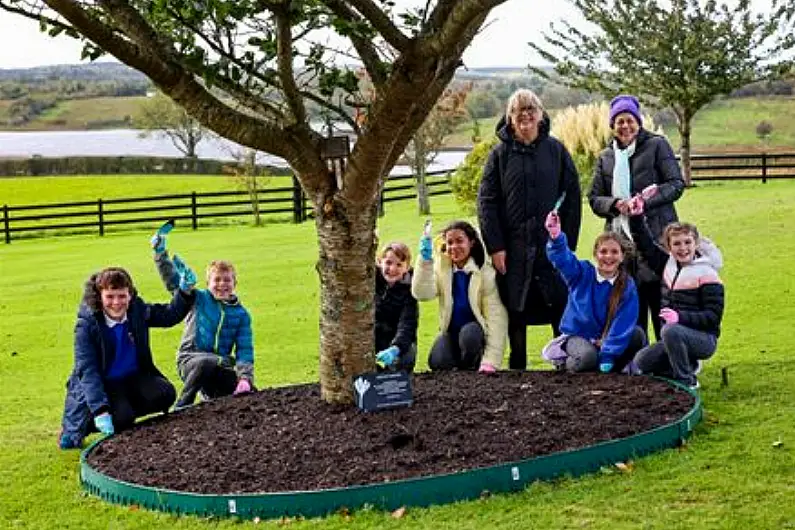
[353,371,413,412]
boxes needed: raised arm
[144,289,195,328]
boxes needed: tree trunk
[315,190,379,404]
[414,144,431,215]
[679,118,692,186]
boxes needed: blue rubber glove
[419,236,433,261]
[173,254,197,291]
[376,345,400,367]
[150,219,173,254]
[599,362,614,373]
[151,233,166,254]
[94,413,115,436]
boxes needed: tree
[528,0,795,184]
[225,148,270,227]
[134,92,208,158]
[404,84,471,215]
[0,0,509,403]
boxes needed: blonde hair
[505,89,544,125]
[206,260,237,283]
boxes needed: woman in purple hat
[588,95,685,341]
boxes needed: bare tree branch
[322,0,387,88]
[275,9,308,125]
[342,0,409,51]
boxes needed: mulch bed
[87,371,694,495]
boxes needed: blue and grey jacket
[155,253,255,381]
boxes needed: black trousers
[428,322,485,370]
[507,281,565,370]
[637,278,663,341]
[104,373,176,432]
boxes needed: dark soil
[87,371,693,494]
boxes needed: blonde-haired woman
[478,89,582,370]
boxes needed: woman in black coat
[478,89,582,370]
[588,95,685,340]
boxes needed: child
[630,218,724,389]
[59,267,194,449]
[374,242,419,372]
[151,231,255,409]
[411,220,508,372]
[542,212,646,373]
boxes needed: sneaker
[688,379,701,391]
[58,430,81,450]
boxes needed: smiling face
[594,239,624,278]
[511,103,542,143]
[668,232,697,265]
[379,249,408,285]
[101,287,131,321]
[208,270,236,301]
[444,229,474,268]
[612,112,640,147]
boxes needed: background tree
[404,84,471,215]
[755,120,774,148]
[529,0,795,184]
[134,91,208,159]
[225,148,270,227]
[0,0,509,403]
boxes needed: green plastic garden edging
[80,380,701,520]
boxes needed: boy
[151,231,255,409]
[59,267,194,449]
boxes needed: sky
[0,1,576,70]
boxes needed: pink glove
[641,184,659,200]
[233,379,252,395]
[659,308,679,325]
[545,211,561,239]
[478,362,497,373]
[628,195,645,216]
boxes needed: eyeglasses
[513,104,539,114]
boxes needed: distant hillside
[0,62,150,84]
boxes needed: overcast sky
[0,1,576,70]
[0,0,775,70]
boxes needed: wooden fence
[1,170,451,243]
[3,152,795,244]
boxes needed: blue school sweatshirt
[103,320,139,380]
[546,233,639,364]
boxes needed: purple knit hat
[609,95,642,127]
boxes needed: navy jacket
[70,276,194,415]
[374,270,418,356]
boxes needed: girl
[374,242,419,372]
[630,218,724,389]
[411,220,507,372]
[542,212,646,373]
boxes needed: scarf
[611,139,636,240]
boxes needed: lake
[0,129,469,175]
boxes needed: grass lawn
[1,181,795,529]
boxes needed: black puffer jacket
[477,115,582,315]
[589,128,685,241]
[374,270,418,356]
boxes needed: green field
[2,182,795,529]
[0,96,148,131]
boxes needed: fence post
[292,175,303,224]
[191,192,198,230]
[97,199,104,236]
[3,204,10,244]
[762,152,767,184]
